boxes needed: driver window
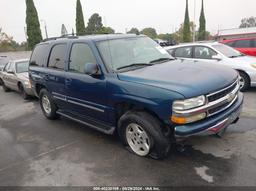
[69,43,97,73]
[194,46,217,59]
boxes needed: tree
[25,0,42,50]
[141,28,157,39]
[239,17,256,28]
[100,27,115,34]
[61,24,68,36]
[76,0,86,35]
[183,0,191,42]
[86,13,103,34]
[127,28,140,35]
[0,28,27,52]
[157,33,173,41]
[173,22,195,43]
[198,0,206,41]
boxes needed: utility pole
[193,0,196,42]
[40,20,48,39]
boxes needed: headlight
[251,63,256,69]
[24,81,31,88]
[172,95,206,111]
[171,95,206,124]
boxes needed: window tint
[194,46,217,59]
[16,61,29,73]
[4,62,11,72]
[30,44,49,67]
[225,41,235,47]
[234,39,251,48]
[69,43,96,73]
[174,47,192,58]
[167,49,175,56]
[48,44,67,70]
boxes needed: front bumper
[24,86,35,96]
[174,92,244,137]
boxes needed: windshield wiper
[150,57,174,64]
[116,63,153,71]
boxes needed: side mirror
[84,63,100,76]
[212,54,222,61]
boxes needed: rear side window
[30,44,49,67]
[69,43,96,73]
[48,44,67,70]
[174,47,192,58]
[234,39,251,48]
[167,49,175,56]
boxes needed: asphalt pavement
[0,88,256,186]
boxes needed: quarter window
[30,44,49,67]
[174,47,192,58]
[194,46,217,59]
[48,44,67,70]
[69,43,96,73]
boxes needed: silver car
[0,59,34,99]
[165,42,256,91]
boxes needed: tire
[239,71,250,92]
[2,81,10,92]
[118,111,172,159]
[39,89,59,120]
[19,84,29,100]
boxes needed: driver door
[64,42,109,124]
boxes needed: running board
[57,110,115,135]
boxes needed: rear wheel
[239,71,250,92]
[39,89,59,120]
[118,111,172,159]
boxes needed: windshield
[16,61,29,73]
[212,44,244,58]
[96,36,173,72]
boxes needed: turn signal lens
[171,113,207,124]
[251,63,256,69]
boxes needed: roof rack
[42,33,78,42]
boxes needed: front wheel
[19,84,29,100]
[39,89,59,120]
[118,111,172,159]
[239,71,250,92]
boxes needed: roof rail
[42,34,78,42]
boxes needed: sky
[0,0,256,43]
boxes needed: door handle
[44,74,49,81]
[65,78,72,85]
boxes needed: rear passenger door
[46,43,67,109]
[65,42,108,123]
[173,46,193,61]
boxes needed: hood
[118,60,238,98]
[232,55,256,65]
[16,72,29,80]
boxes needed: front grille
[208,81,237,102]
[206,79,239,117]
[208,102,230,115]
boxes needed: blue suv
[29,34,243,159]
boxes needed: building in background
[216,27,256,41]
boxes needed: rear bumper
[174,92,244,137]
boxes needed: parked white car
[165,42,256,91]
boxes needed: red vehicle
[220,37,256,56]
